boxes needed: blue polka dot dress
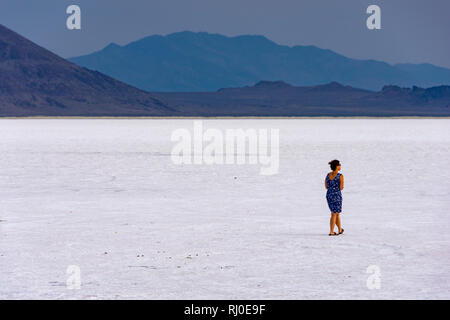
[326,173,342,213]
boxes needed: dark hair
[328,160,340,171]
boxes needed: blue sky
[1,0,449,68]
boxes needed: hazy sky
[1,0,449,68]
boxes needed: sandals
[329,228,344,236]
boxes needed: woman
[325,160,344,236]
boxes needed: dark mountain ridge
[0,24,173,116]
[152,81,450,116]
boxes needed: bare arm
[340,174,344,190]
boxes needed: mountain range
[69,31,450,92]
[0,24,449,117]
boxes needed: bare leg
[335,214,342,233]
[329,213,337,234]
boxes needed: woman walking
[325,160,344,236]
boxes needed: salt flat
[0,119,449,299]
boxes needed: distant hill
[152,81,450,116]
[0,24,174,116]
[69,31,450,92]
